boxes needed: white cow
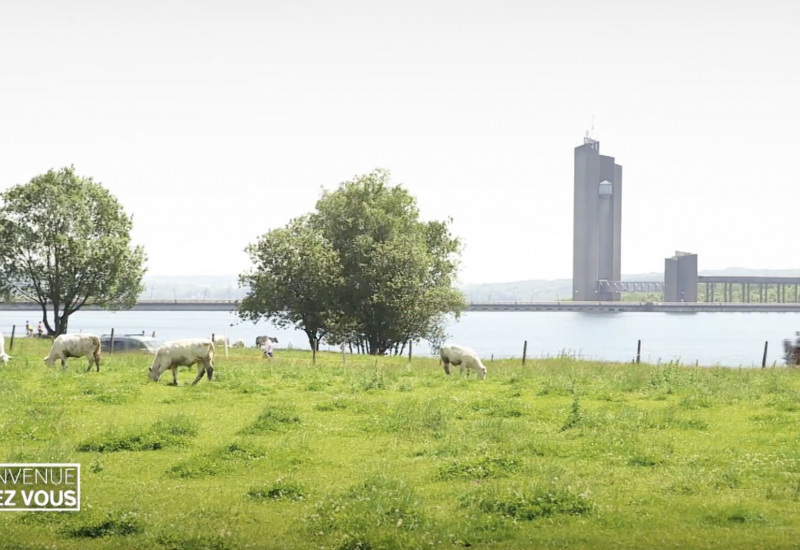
[0,330,10,365]
[148,338,215,386]
[439,344,487,380]
[44,333,101,371]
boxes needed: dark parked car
[100,334,161,354]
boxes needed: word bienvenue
[0,464,80,511]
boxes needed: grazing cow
[231,339,246,348]
[439,344,487,380]
[44,333,102,371]
[0,330,10,365]
[148,338,215,386]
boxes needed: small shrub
[353,370,385,392]
[559,397,583,431]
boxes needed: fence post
[762,340,768,368]
[211,333,215,345]
[9,325,15,350]
[522,340,528,365]
[636,339,641,364]
[110,328,115,353]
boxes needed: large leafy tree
[312,169,464,354]
[238,216,343,354]
[0,167,147,336]
[239,168,465,356]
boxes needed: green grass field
[1,337,800,549]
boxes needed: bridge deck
[3,300,800,313]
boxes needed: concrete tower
[572,137,623,301]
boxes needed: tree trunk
[54,312,69,336]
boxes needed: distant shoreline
[4,300,800,313]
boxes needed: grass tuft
[76,414,198,452]
[65,510,143,538]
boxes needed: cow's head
[148,359,163,382]
[0,353,10,365]
[43,355,55,368]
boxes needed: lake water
[3,310,799,368]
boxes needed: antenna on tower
[584,115,598,144]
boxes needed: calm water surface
[3,310,799,368]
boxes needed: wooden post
[636,339,641,364]
[762,340,768,368]
[9,325,15,350]
[211,333,215,344]
[522,340,528,365]
[491,354,494,362]
[110,328,115,353]
[408,341,412,362]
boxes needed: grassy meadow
[1,337,800,549]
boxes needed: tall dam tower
[572,136,623,301]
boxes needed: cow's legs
[61,358,67,369]
[204,357,214,382]
[442,358,451,375]
[87,355,99,372]
[169,366,179,386]
[190,364,207,386]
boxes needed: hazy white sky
[1,0,798,284]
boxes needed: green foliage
[239,169,465,355]
[0,166,146,335]
[238,215,342,351]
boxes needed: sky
[1,0,798,285]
